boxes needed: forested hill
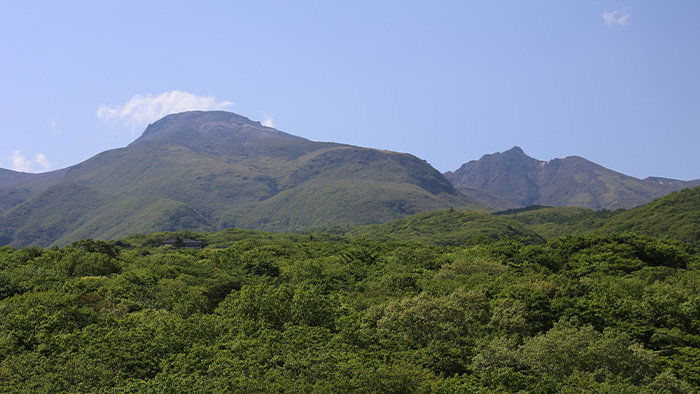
[0,111,485,247]
[493,185,700,249]
[337,209,545,245]
[445,146,698,210]
[599,186,700,244]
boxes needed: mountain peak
[445,147,693,210]
[129,110,304,152]
[506,146,525,154]
[135,111,272,140]
[149,110,268,130]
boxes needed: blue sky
[2,1,699,180]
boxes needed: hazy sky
[2,1,699,180]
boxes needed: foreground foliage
[0,233,699,393]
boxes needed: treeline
[0,233,699,392]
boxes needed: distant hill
[444,146,698,210]
[0,111,484,247]
[598,186,700,246]
[339,209,545,245]
[493,205,611,240]
[493,185,700,248]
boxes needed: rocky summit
[444,146,699,210]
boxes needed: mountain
[0,111,484,247]
[445,146,698,210]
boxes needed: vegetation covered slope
[338,209,545,245]
[494,185,700,249]
[0,111,484,247]
[494,205,618,239]
[0,233,698,393]
[0,168,67,214]
[0,183,213,247]
[445,146,693,210]
[599,186,700,247]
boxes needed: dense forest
[1,226,699,392]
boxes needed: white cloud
[34,154,51,172]
[97,91,234,126]
[47,117,60,136]
[10,150,50,173]
[11,150,31,172]
[603,10,630,26]
[262,115,274,128]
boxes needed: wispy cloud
[262,115,274,128]
[603,10,630,27]
[97,91,234,126]
[34,154,51,171]
[11,150,30,172]
[46,117,60,136]
[10,150,50,173]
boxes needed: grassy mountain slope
[0,111,484,247]
[0,168,31,187]
[0,183,111,247]
[62,143,281,217]
[445,146,690,210]
[53,197,214,246]
[214,146,481,231]
[0,168,67,213]
[0,182,213,247]
[0,187,35,214]
[452,185,518,211]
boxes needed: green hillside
[599,186,700,247]
[114,209,544,249]
[494,205,617,239]
[0,168,68,213]
[0,111,485,247]
[336,209,545,245]
[0,183,110,247]
[452,185,518,211]
[493,186,700,248]
[0,183,214,247]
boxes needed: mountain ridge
[445,146,698,210]
[2,113,698,247]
